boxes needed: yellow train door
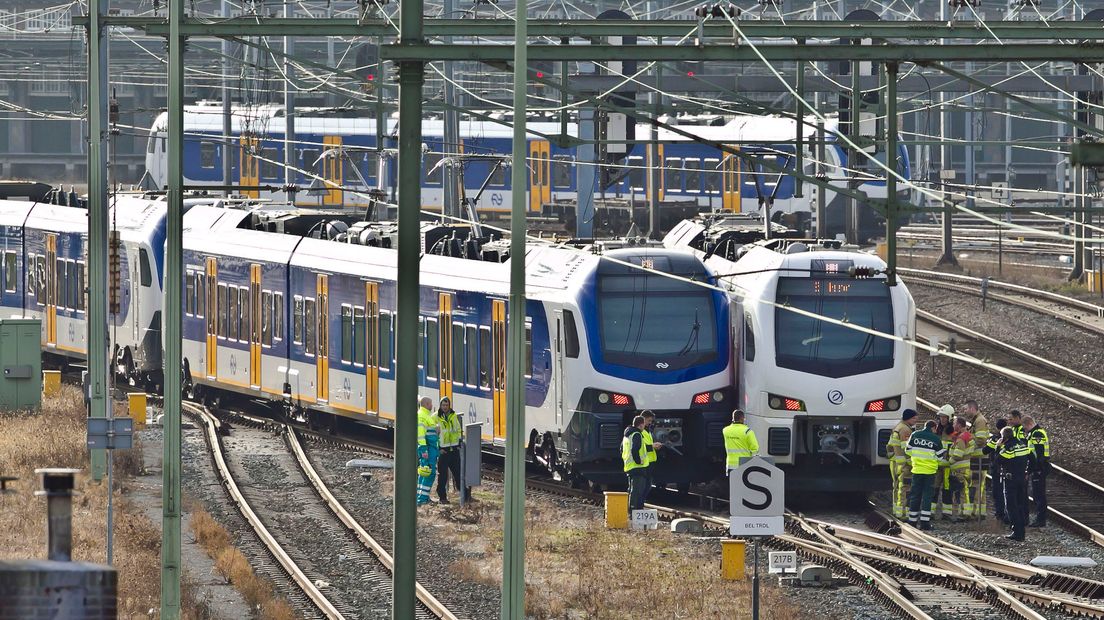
[492,299,507,439]
[365,281,380,414]
[249,264,261,389]
[240,136,259,198]
[529,140,551,212]
[45,234,57,347]
[723,147,742,212]
[323,136,344,206]
[205,258,217,379]
[438,292,453,403]
[316,274,329,402]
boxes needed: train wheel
[541,435,558,475]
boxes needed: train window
[139,249,152,287]
[185,273,195,316]
[302,149,319,172]
[423,153,442,185]
[273,292,283,342]
[525,322,533,377]
[452,323,464,386]
[76,263,85,312]
[465,325,477,387]
[418,316,425,367]
[67,261,78,310]
[354,306,366,366]
[293,295,304,344]
[239,288,250,344]
[218,284,228,338]
[664,158,683,193]
[425,318,439,380]
[552,155,572,188]
[304,298,317,355]
[364,152,379,183]
[563,310,579,358]
[744,313,755,362]
[147,135,156,154]
[261,291,272,347]
[260,148,280,179]
[479,326,491,389]
[379,311,392,371]
[228,287,239,341]
[4,252,15,292]
[36,256,45,304]
[200,142,217,169]
[704,159,720,193]
[628,156,644,191]
[46,256,54,306]
[195,273,204,319]
[489,162,506,187]
[55,260,66,310]
[684,160,701,193]
[340,305,353,364]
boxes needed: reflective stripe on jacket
[417,406,438,447]
[949,431,973,470]
[623,430,647,473]
[722,423,759,467]
[642,429,657,465]
[887,421,911,463]
[906,429,946,475]
[439,411,462,448]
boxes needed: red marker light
[366,74,375,81]
[784,398,803,412]
[692,391,711,405]
[687,71,695,77]
[535,71,544,78]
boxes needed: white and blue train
[144,105,910,237]
[176,204,732,484]
[665,216,917,491]
[0,196,167,385]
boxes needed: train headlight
[768,393,806,412]
[865,396,902,413]
[712,391,724,402]
[598,392,610,404]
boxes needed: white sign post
[729,456,785,620]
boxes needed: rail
[185,402,346,620]
[901,267,1104,318]
[285,427,459,620]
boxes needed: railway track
[186,402,457,620]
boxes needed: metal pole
[222,0,232,195]
[502,1,527,617]
[816,115,826,239]
[162,0,185,615]
[937,0,956,268]
[284,1,295,203]
[394,0,424,617]
[752,539,760,620]
[795,53,805,200]
[886,62,898,286]
[647,0,661,237]
[577,107,595,238]
[442,0,460,220]
[847,59,860,244]
[86,0,109,485]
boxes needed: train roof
[151,106,839,144]
[0,197,166,244]
[184,205,302,264]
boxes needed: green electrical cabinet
[0,318,42,410]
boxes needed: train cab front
[560,249,731,486]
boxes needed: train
[0,195,167,386]
[144,104,910,238]
[0,192,915,491]
[664,214,917,491]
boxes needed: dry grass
[190,505,297,620]
[0,385,210,619]
[423,487,805,619]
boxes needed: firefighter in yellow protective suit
[948,416,975,521]
[886,409,917,519]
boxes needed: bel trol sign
[729,456,785,536]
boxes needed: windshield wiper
[677,309,701,356]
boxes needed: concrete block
[799,565,833,586]
[670,518,704,534]
[1030,556,1098,568]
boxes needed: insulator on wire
[694,3,740,18]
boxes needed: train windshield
[774,277,893,378]
[596,258,717,371]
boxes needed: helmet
[938,404,955,418]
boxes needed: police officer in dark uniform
[995,426,1031,541]
[1023,415,1050,527]
[988,418,1008,522]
